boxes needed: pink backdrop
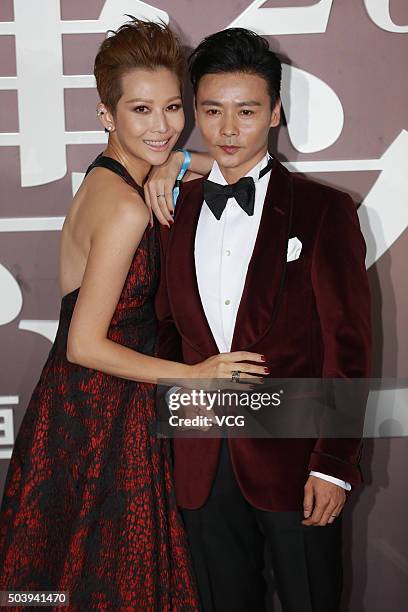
[1,1,407,609]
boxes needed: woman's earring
[105,124,113,133]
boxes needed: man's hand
[302,475,346,526]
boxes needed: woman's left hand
[144,151,184,227]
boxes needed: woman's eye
[167,104,182,111]
[133,106,149,113]
[207,109,220,116]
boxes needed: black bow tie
[203,157,274,220]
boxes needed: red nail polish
[264,367,270,374]
[261,355,267,362]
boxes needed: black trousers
[181,440,343,612]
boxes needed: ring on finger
[231,370,241,383]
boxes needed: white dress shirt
[194,154,351,492]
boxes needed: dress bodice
[52,155,160,356]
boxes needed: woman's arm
[184,150,213,180]
[67,184,265,384]
[66,187,192,383]
[144,150,213,226]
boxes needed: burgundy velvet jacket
[155,158,372,511]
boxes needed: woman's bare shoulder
[80,167,150,228]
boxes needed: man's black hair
[188,28,282,108]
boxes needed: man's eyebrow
[200,100,262,106]
[200,100,222,106]
[236,100,262,107]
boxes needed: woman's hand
[191,351,268,380]
[144,151,184,227]
[144,151,214,228]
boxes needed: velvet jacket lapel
[231,159,293,350]
[166,158,294,356]
[166,177,219,357]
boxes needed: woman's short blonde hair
[94,17,185,111]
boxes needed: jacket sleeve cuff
[308,451,362,489]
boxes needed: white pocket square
[287,237,302,262]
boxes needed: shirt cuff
[310,470,352,491]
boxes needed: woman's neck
[103,142,151,187]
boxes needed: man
[154,28,371,611]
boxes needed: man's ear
[96,102,115,132]
[193,101,198,124]
[270,99,281,128]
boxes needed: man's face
[195,72,280,175]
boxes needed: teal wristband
[173,150,192,207]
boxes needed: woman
[0,18,265,610]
